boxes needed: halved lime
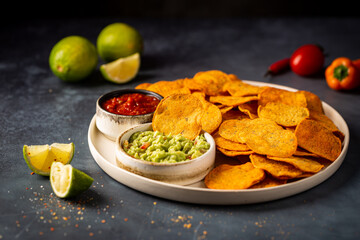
[23,143,74,176]
[50,162,93,198]
[100,52,140,84]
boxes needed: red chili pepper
[264,58,290,76]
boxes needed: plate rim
[87,80,350,204]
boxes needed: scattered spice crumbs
[14,173,126,238]
[15,174,210,239]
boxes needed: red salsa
[101,93,160,116]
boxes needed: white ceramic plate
[88,81,349,205]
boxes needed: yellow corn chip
[250,174,287,189]
[146,80,191,98]
[223,80,265,97]
[135,82,152,90]
[295,119,342,161]
[217,147,254,157]
[152,94,203,140]
[237,101,258,119]
[258,87,307,107]
[309,111,344,141]
[267,156,324,173]
[185,70,231,96]
[245,118,297,157]
[213,132,251,151]
[298,90,324,114]
[204,163,266,189]
[222,109,249,121]
[209,95,259,106]
[258,102,309,127]
[250,154,304,179]
[219,119,252,143]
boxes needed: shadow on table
[60,188,106,208]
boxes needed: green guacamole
[123,131,210,163]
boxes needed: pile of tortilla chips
[136,70,344,190]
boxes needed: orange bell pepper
[353,59,360,70]
[325,57,360,91]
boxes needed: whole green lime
[97,23,143,62]
[49,36,98,82]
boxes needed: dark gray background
[1,2,360,240]
[2,0,360,20]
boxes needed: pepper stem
[333,65,349,81]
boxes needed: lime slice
[23,143,74,176]
[50,162,93,198]
[100,52,140,84]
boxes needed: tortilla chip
[191,91,207,100]
[237,101,258,119]
[296,172,315,178]
[219,119,252,143]
[213,132,251,151]
[250,174,287,189]
[267,156,324,173]
[333,131,345,143]
[311,157,333,168]
[191,92,222,134]
[250,154,304,179]
[258,102,309,127]
[209,95,259,106]
[245,118,297,157]
[293,148,319,157]
[217,147,254,156]
[295,119,342,161]
[309,111,344,141]
[185,70,231,96]
[146,80,191,98]
[258,87,307,107]
[201,101,222,134]
[222,109,249,121]
[227,73,241,81]
[152,94,203,140]
[204,163,266,189]
[219,106,234,115]
[173,78,187,85]
[298,90,324,114]
[285,127,296,132]
[135,82,152,90]
[223,80,265,97]
[183,77,203,91]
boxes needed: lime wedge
[23,143,74,176]
[100,52,140,84]
[50,162,93,198]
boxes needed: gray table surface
[1,17,360,240]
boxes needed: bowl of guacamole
[115,123,216,185]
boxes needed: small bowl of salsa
[96,89,163,140]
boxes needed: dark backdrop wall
[4,0,360,20]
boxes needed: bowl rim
[96,89,164,118]
[116,123,216,167]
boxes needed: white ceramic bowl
[96,89,163,141]
[115,123,216,186]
